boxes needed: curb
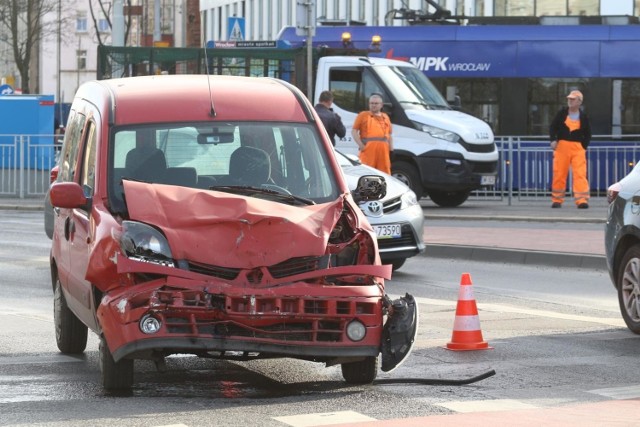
[0,204,42,211]
[425,213,606,224]
[425,244,607,270]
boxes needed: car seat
[228,146,271,187]
[125,145,167,183]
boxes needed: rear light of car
[607,182,621,204]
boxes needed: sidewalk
[0,195,609,270]
[420,197,607,270]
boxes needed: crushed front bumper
[99,257,390,363]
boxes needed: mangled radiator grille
[183,256,330,281]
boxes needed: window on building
[475,0,485,16]
[76,12,88,32]
[494,0,600,16]
[568,0,598,15]
[161,0,174,34]
[494,0,534,15]
[98,19,110,33]
[77,50,87,70]
[536,0,565,16]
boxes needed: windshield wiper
[211,186,316,206]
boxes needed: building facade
[199,0,638,42]
[0,1,191,108]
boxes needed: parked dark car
[605,164,640,333]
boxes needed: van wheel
[99,336,134,391]
[391,259,406,271]
[341,356,378,384]
[617,245,640,334]
[392,161,423,200]
[54,276,88,354]
[428,190,470,207]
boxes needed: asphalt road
[1,209,638,426]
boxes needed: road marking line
[402,296,625,328]
[436,399,539,413]
[588,385,640,399]
[0,354,84,366]
[273,410,376,426]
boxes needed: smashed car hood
[123,181,344,268]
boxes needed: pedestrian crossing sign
[228,17,245,41]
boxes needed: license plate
[374,224,401,239]
[481,175,496,186]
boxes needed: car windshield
[375,65,450,110]
[108,122,339,213]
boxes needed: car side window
[80,121,97,197]
[58,113,87,183]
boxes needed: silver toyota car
[336,151,425,271]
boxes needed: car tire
[391,259,406,271]
[341,356,378,384]
[392,161,423,201]
[617,245,640,334]
[54,276,88,354]
[428,190,470,207]
[99,336,134,391]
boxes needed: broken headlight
[119,221,175,267]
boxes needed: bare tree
[89,0,133,47]
[0,0,61,93]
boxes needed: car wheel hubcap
[622,257,640,322]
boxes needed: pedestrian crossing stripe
[273,410,376,426]
[588,385,640,399]
[436,399,539,413]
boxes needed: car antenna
[203,42,217,118]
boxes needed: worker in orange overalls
[352,93,393,174]
[549,90,592,209]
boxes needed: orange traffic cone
[446,273,492,351]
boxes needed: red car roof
[89,75,310,125]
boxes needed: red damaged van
[49,75,417,390]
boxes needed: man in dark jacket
[314,90,346,146]
[549,90,592,209]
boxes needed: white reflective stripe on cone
[458,285,476,301]
[453,314,482,331]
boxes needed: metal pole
[56,0,61,122]
[306,3,313,100]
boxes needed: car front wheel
[341,356,378,384]
[54,276,88,354]
[617,244,640,334]
[428,190,470,207]
[392,161,423,201]
[99,336,134,391]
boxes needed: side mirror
[353,175,386,203]
[49,181,90,210]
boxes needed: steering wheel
[261,183,292,195]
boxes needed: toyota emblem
[364,201,384,218]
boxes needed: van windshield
[375,65,450,110]
[108,122,339,213]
